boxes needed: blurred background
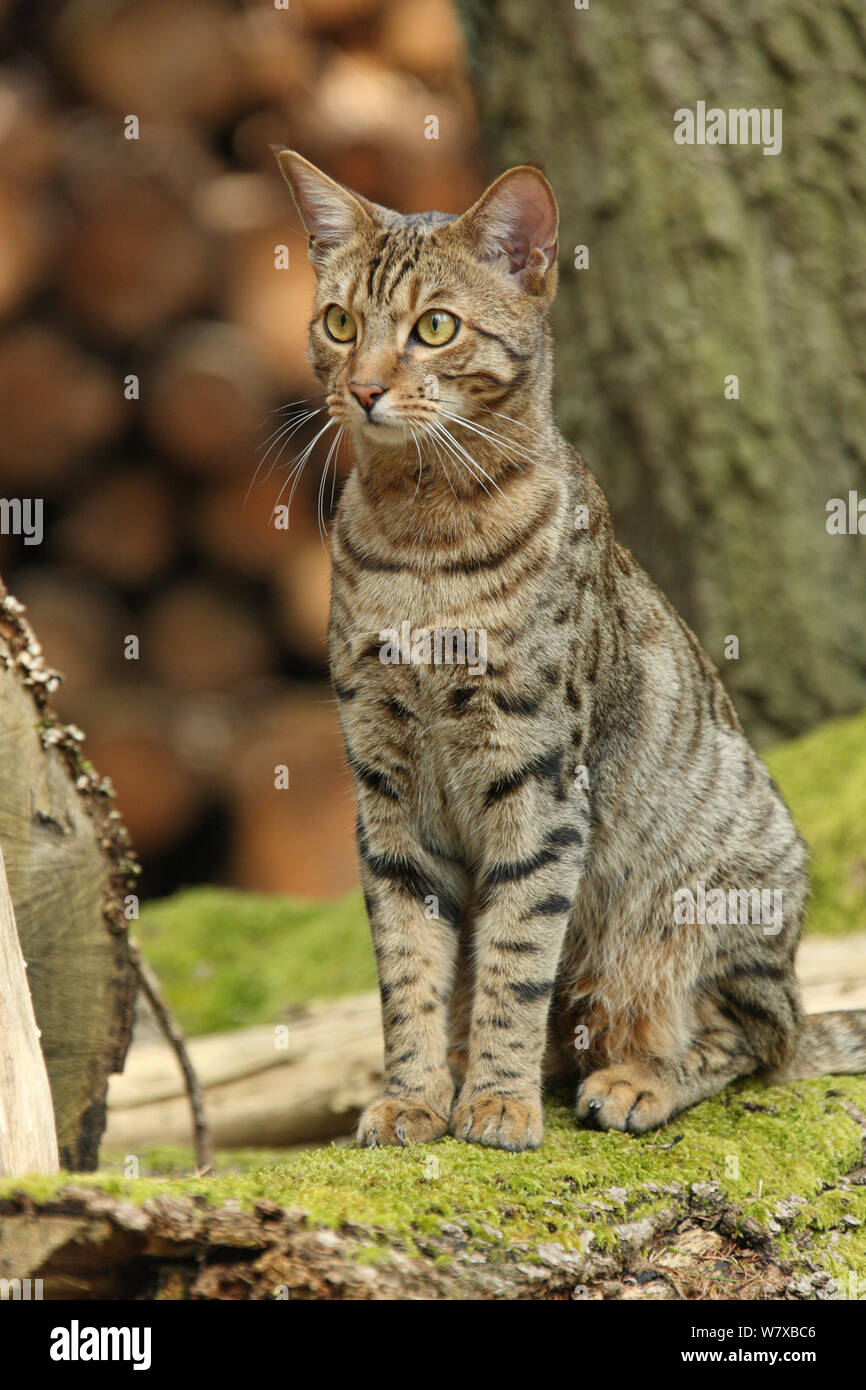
[0,0,481,899]
[0,0,864,907]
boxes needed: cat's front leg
[355,808,468,1146]
[453,813,587,1151]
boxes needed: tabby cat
[277,149,866,1150]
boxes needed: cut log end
[0,581,140,1172]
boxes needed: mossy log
[0,584,138,1171]
[2,1080,866,1300]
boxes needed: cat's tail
[771,1011,866,1081]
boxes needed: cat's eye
[324,305,357,342]
[414,309,459,346]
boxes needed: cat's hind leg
[576,1043,755,1134]
[575,986,797,1133]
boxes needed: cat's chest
[333,559,506,635]
[330,552,534,691]
[329,559,556,835]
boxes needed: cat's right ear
[457,165,559,299]
[274,149,376,269]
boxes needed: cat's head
[275,150,558,459]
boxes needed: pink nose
[348,381,386,414]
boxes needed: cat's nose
[348,381,386,414]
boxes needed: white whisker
[318,423,344,545]
[439,405,557,481]
[269,394,326,417]
[247,408,325,505]
[479,405,550,443]
[422,424,460,502]
[430,421,496,499]
[330,427,344,515]
[438,408,535,466]
[409,425,424,501]
[274,416,338,519]
[259,408,322,455]
[434,420,505,498]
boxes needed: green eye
[414,309,459,346]
[324,305,357,342]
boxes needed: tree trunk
[458,0,866,741]
[0,584,138,1171]
[0,842,59,1176]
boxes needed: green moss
[765,707,866,936]
[6,1078,865,1275]
[807,1200,866,1296]
[774,1184,866,1297]
[99,1145,307,1179]
[137,887,375,1034]
[346,1244,396,1267]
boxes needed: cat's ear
[274,149,376,268]
[458,166,559,297]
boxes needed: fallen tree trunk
[5,1073,866,1300]
[0,584,139,1171]
[0,1182,789,1300]
[105,934,866,1153]
[104,993,383,1151]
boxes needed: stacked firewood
[0,0,480,896]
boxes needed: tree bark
[458,0,866,741]
[0,584,138,1171]
[0,1177,844,1300]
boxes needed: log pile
[0,0,480,897]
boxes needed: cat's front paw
[452,1091,543,1151]
[576,1065,672,1134]
[357,1097,449,1147]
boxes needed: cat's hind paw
[357,1097,449,1147]
[452,1092,543,1151]
[576,1066,673,1134]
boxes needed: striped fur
[277,151,866,1150]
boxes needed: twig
[128,940,212,1173]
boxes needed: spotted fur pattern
[277,150,866,1150]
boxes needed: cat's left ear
[457,165,559,298]
[274,149,378,269]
